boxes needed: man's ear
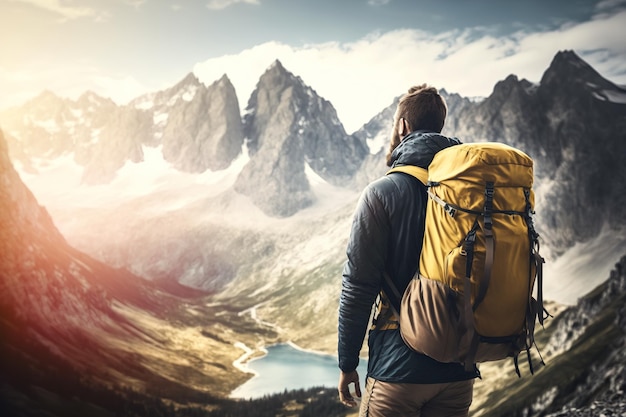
[398,117,410,137]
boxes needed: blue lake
[230,343,368,399]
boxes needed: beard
[385,120,402,167]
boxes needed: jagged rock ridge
[1,63,367,217]
[354,50,626,256]
[442,50,626,255]
[1,50,626,416]
[235,60,367,217]
[1,73,244,184]
[134,73,245,173]
[0,128,273,415]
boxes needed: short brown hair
[396,84,447,133]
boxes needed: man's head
[386,84,448,166]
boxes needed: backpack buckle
[445,204,457,217]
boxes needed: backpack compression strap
[463,182,496,372]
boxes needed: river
[230,343,369,399]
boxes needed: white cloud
[0,64,146,108]
[90,74,148,103]
[7,0,99,20]
[2,6,624,134]
[206,0,260,10]
[120,0,146,8]
[368,0,391,6]
[193,41,293,107]
[593,0,626,20]
[192,9,626,132]
[595,0,626,12]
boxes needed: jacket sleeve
[338,182,390,372]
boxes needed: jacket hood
[390,130,461,169]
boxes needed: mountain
[235,60,367,217]
[0,73,244,185]
[132,73,244,173]
[3,51,624,317]
[3,51,623,304]
[0,128,280,415]
[441,50,626,257]
[1,62,366,218]
[353,51,626,259]
[1,90,151,184]
[350,95,399,189]
[1,50,626,415]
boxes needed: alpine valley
[1,50,625,416]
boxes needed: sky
[1,0,625,132]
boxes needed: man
[337,84,478,416]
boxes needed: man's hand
[338,370,361,408]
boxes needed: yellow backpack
[386,142,546,375]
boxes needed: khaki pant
[359,377,474,417]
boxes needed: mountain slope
[353,51,626,259]
[235,60,367,217]
[441,50,626,257]
[0,129,277,415]
[149,73,244,173]
[4,51,624,342]
[0,73,245,185]
[1,50,626,415]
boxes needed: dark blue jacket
[338,130,478,383]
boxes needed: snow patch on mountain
[14,143,251,212]
[592,88,626,103]
[367,129,388,155]
[543,225,626,305]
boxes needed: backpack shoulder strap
[386,165,428,186]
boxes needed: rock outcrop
[235,60,367,217]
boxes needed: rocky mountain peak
[160,70,244,173]
[30,89,61,105]
[13,90,67,122]
[2,67,247,183]
[235,61,367,217]
[235,62,313,217]
[540,49,614,90]
[216,73,231,86]
[134,71,204,111]
[488,74,521,104]
[244,59,303,130]
[169,72,202,95]
[496,73,520,88]
[77,90,114,106]
[3,58,372,217]
[267,59,288,77]
[209,73,236,96]
[426,51,626,257]
[487,74,539,107]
